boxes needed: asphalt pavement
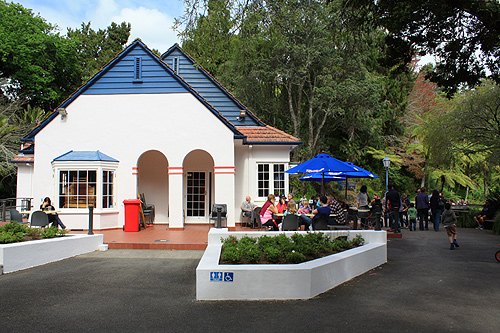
[1,227,499,332]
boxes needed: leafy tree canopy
[0,1,82,110]
[343,0,500,96]
[67,21,131,82]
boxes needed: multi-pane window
[257,163,286,198]
[59,170,97,208]
[102,170,114,208]
[258,164,270,198]
[273,164,285,195]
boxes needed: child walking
[407,203,417,231]
[441,202,460,250]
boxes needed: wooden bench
[483,211,499,230]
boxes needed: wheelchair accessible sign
[210,271,234,282]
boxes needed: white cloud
[111,6,180,52]
[14,0,181,52]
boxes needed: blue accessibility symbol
[224,272,234,282]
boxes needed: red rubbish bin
[123,199,141,232]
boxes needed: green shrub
[220,233,365,265]
[0,231,24,243]
[264,247,282,263]
[350,234,365,247]
[285,250,307,264]
[492,214,500,235]
[221,246,241,263]
[40,226,68,238]
[242,244,261,263]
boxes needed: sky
[13,0,184,52]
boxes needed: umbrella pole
[345,176,348,203]
[322,172,325,195]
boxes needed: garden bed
[196,229,387,300]
[0,233,105,274]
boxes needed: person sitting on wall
[259,194,279,231]
[40,197,66,229]
[474,199,496,230]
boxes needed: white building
[13,40,301,230]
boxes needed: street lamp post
[382,154,391,231]
[383,154,391,193]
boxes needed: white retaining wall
[197,229,387,300]
[0,234,104,274]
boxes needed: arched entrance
[137,150,169,222]
[183,150,214,223]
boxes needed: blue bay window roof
[52,150,119,162]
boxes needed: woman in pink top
[259,194,279,230]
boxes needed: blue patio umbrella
[286,154,359,194]
[299,162,378,200]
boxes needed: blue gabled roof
[22,39,244,142]
[161,44,265,127]
[52,150,119,162]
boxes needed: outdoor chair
[30,211,50,228]
[313,218,329,230]
[252,207,261,229]
[253,207,270,230]
[10,209,28,225]
[139,193,155,225]
[282,214,299,231]
[210,204,227,228]
[240,209,252,229]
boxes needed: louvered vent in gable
[134,57,143,82]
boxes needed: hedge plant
[219,233,365,265]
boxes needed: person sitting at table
[298,200,311,214]
[240,196,255,222]
[327,195,345,225]
[287,193,294,204]
[259,194,279,231]
[300,196,331,230]
[40,197,66,229]
[279,200,298,230]
[276,194,288,213]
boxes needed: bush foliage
[0,222,68,244]
[219,233,365,265]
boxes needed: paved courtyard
[1,228,499,332]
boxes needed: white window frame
[256,162,288,200]
[52,160,118,211]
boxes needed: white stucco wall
[234,143,294,220]
[27,93,236,229]
[16,163,34,202]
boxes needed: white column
[214,166,235,228]
[168,166,184,229]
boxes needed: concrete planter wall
[196,229,387,300]
[0,234,105,274]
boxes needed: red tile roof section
[236,126,301,144]
[12,156,34,163]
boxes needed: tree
[343,0,500,96]
[180,0,233,77]
[447,79,500,163]
[0,96,46,197]
[0,1,82,110]
[67,22,131,82]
